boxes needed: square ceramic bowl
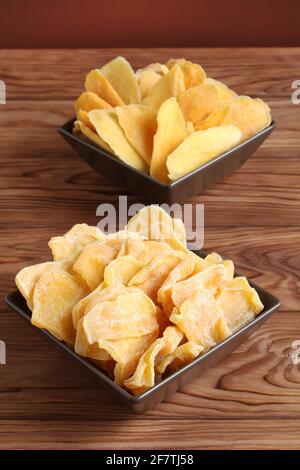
[5,250,280,411]
[58,119,275,204]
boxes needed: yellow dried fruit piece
[73,119,113,153]
[48,223,105,263]
[103,255,144,287]
[15,260,71,310]
[128,251,184,302]
[195,105,229,131]
[150,97,188,183]
[75,91,112,116]
[170,289,230,349]
[85,69,124,106]
[75,316,111,361]
[221,96,271,141]
[156,305,171,335]
[142,65,185,111]
[115,104,157,165]
[205,78,237,102]
[124,326,183,394]
[72,282,105,329]
[167,58,206,88]
[216,276,264,332]
[157,341,204,374]
[83,290,158,343]
[32,269,89,344]
[73,239,122,290]
[178,84,219,127]
[167,125,242,181]
[137,63,169,76]
[136,70,162,99]
[100,56,141,104]
[203,252,234,282]
[88,109,147,172]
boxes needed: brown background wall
[0,0,300,48]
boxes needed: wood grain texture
[0,48,299,450]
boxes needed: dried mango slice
[167,59,206,88]
[88,109,147,172]
[124,326,183,394]
[103,255,143,287]
[157,341,203,374]
[83,290,158,343]
[100,56,141,104]
[15,259,71,310]
[48,223,105,263]
[115,104,157,165]
[73,239,122,290]
[73,119,113,153]
[195,105,229,131]
[178,84,218,127]
[216,276,264,332]
[142,65,185,111]
[85,69,124,106]
[205,78,237,102]
[167,125,242,181]
[75,91,112,116]
[75,316,111,361]
[72,282,105,329]
[128,251,184,302]
[170,289,230,349]
[137,63,169,76]
[136,70,162,99]
[203,252,234,282]
[150,97,188,183]
[221,96,271,141]
[32,269,89,344]
[128,240,174,266]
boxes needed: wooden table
[0,48,299,450]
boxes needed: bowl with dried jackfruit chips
[59,56,275,203]
[8,206,280,410]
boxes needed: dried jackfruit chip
[88,109,147,171]
[170,289,230,349]
[205,78,237,102]
[103,255,143,287]
[73,238,122,290]
[167,59,206,88]
[136,70,162,99]
[85,69,124,106]
[195,105,229,131]
[221,96,271,141]
[75,91,112,116]
[73,119,113,153]
[178,84,219,127]
[115,104,157,165]
[72,282,105,329]
[100,56,141,104]
[83,290,158,343]
[137,63,169,76]
[216,276,264,332]
[142,65,185,111]
[32,269,89,344]
[48,223,105,262]
[150,97,188,183]
[157,341,204,374]
[167,125,242,181]
[75,316,111,361]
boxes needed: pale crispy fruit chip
[150,97,188,183]
[100,56,141,104]
[221,96,271,141]
[126,206,187,250]
[75,91,112,116]
[178,84,219,127]
[75,317,111,361]
[72,282,105,329]
[157,341,203,374]
[103,255,144,287]
[48,223,105,263]
[137,63,169,76]
[124,326,183,394]
[128,252,184,302]
[205,78,237,102]
[83,290,158,343]
[15,260,71,310]
[216,276,264,332]
[31,269,89,344]
[203,252,234,281]
[136,70,162,99]
[88,109,147,172]
[167,59,206,88]
[167,125,242,181]
[73,119,113,154]
[171,264,228,308]
[73,239,122,290]
[156,305,171,335]
[195,105,229,131]
[142,65,185,111]
[115,104,157,165]
[170,289,230,349]
[158,252,203,316]
[128,240,174,266]
[85,69,124,106]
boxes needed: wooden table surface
[0,48,299,450]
